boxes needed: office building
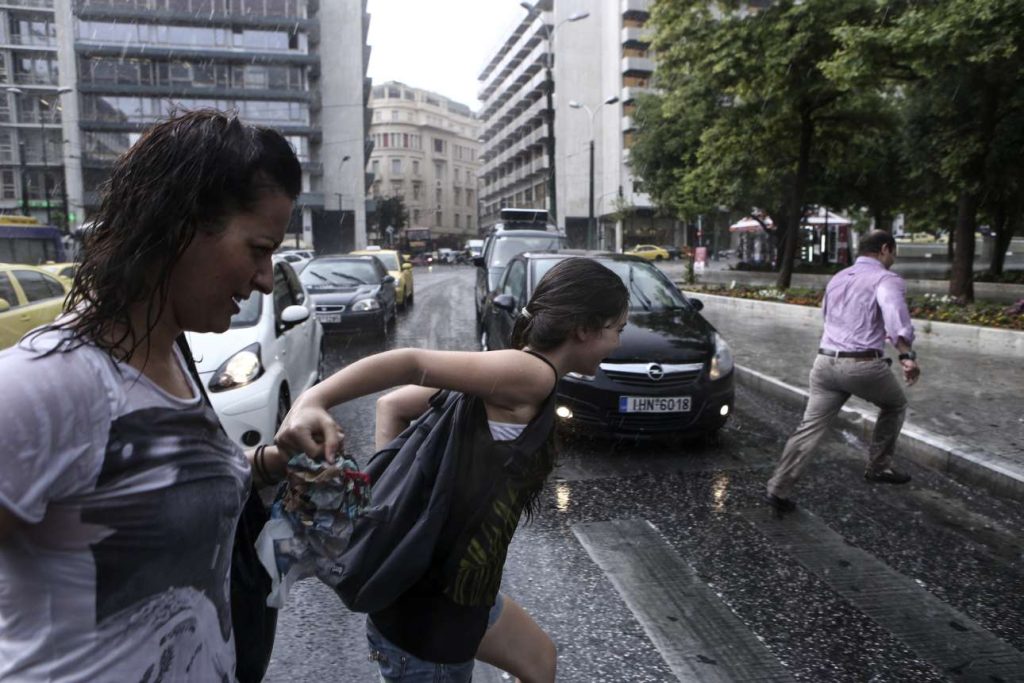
[368,81,480,246]
[1,0,373,253]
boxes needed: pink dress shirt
[818,257,915,353]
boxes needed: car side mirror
[401,263,413,271]
[689,298,704,311]
[280,304,310,328]
[0,297,9,313]
[382,275,396,284]
[493,293,516,312]
[472,256,485,268]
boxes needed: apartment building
[479,0,677,249]
[368,80,480,246]
[0,0,68,228]
[1,0,372,252]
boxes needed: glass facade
[78,57,305,91]
[78,21,305,52]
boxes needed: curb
[682,291,1024,356]
[735,365,1024,502]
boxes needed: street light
[520,2,589,228]
[570,96,619,250]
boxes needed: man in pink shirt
[767,230,922,514]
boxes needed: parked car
[301,255,397,337]
[662,245,682,260]
[185,258,323,448]
[625,244,671,261]
[479,252,734,439]
[0,263,68,350]
[474,228,566,327]
[350,247,414,309]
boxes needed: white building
[479,0,677,249]
[368,81,480,247]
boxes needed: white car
[276,249,313,273]
[186,258,323,448]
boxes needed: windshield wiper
[329,271,367,284]
[628,266,652,311]
[307,271,328,282]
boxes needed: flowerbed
[692,286,1024,331]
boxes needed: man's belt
[818,348,883,359]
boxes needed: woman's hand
[274,394,345,463]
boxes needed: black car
[300,255,397,337]
[473,228,565,327]
[479,251,734,438]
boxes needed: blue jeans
[366,594,505,682]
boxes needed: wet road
[265,265,1024,682]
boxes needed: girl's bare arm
[374,385,437,450]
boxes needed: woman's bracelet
[253,444,276,485]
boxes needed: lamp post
[570,96,619,250]
[520,2,588,228]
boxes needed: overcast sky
[366,0,528,110]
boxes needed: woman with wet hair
[276,257,630,683]
[0,110,301,681]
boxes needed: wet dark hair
[511,257,629,351]
[858,230,896,256]
[49,109,301,361]
[509,257,628,519]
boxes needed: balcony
[75,4,313,31]
[621,26,652,49]
[74,41,318,65]
[621,116,636,132]
[621,0,651,20]
[0,35,57,50]
[620,85,653,103]
[622,56,655,76]
[0,0,55,7]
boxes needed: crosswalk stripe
[737,507,1024,680]
[573,518,795,682]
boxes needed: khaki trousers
[767,355,908,499]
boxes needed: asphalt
[668,279,1024,501]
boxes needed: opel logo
[647,363,664,381]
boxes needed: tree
[375,195,408,234]
[639,0,902,288]
[826,0,1024,301]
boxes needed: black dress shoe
[766,494,796,513]
[864,468,911,484]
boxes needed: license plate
[618,396,692,413]
[317,313,341,323]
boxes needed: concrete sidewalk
[688,295,1024,501]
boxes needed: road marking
[738,507,1024,680]
[572,518,794,682]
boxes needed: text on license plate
[317,313,341,323]
[618,396,692,413]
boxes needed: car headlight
[566,372,595,381]
[351,298,381,311]
[709,333,734,380]
[209,343,263,392]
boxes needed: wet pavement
[265,265,1024,682]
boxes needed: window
[433,138,446,155]
[412,182,421,200]
[13,269,63,302]
[412,160,420,175]
[454,214,460,229]
[391,110,399,121]
[454,187,462,205]
[435,210,443,226]
[466,189,474,207]
[433,161,445,180]
[390,158,402,175]
[412,208,420,223]
[0,169,16,200]
[0,273,17,308]
[435,187,442,206]
[371,159,380,175]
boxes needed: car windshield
[532,259,691,312]
[490,235,564,268]
[301,261,379,287]
[229,292,262,328]
[368,252,398,270]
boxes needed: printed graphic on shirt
[446,480,527,606]
[83,401,246,680]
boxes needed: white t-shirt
[0,330,250,682]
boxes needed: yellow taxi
[41,262,77,286]
[349,247,415,308]
[625,244,671,262]
[0,263,69,350]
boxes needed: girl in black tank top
[276,258,629,683]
